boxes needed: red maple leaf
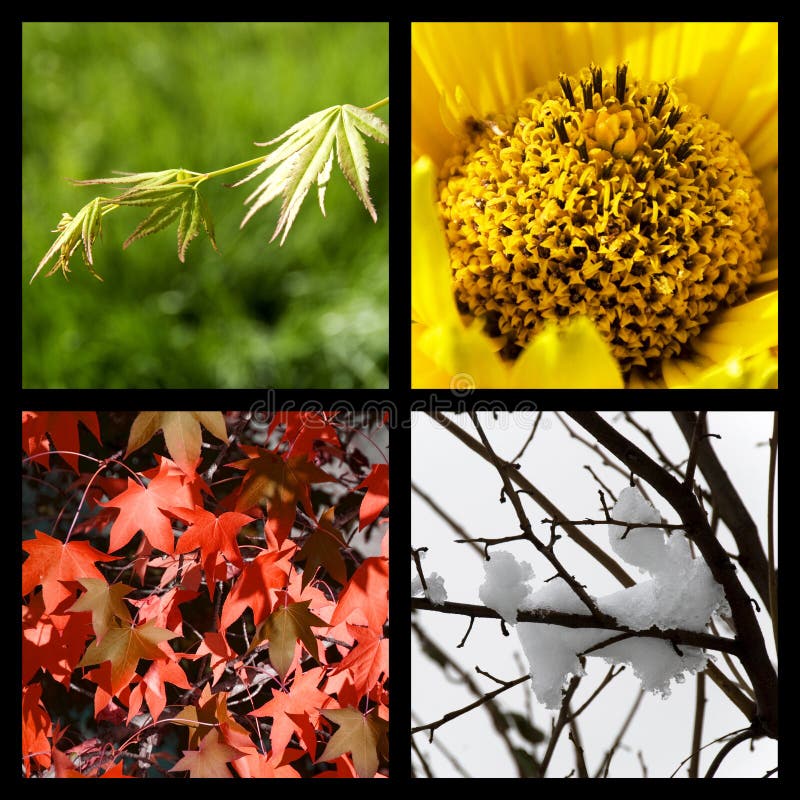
[174,508,253,598]
[332,624,388,696]
[329,555,388,635]
[101,478,178,554]
[249,666,333,762]
[356,464,389,529]
[22,530,119,614]
[22,411,101,473]
[220,546,294,630]
[229,446,336,543]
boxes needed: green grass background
[23,22,388,388]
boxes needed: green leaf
[71,168,194,188]
[232,103,388,245]
[116,184,218,263]
[31,197,108,283]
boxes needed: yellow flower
[412,22,777,388]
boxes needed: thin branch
[565,666,625,724]
[412,712,473,778]
[583,465,617,501]
[672,411,770,608]
[569,718,589,778]
[412,620,531,775]
[412,480,484,558]
[410,675,530,741]
[511,411,544,463]
[767,412,778,648]
[411,546,429,593]
[704,729,755,778]
[469,411,607,622]
[411,736,434,778]
[688,671,706,778]
[539,675,582,776]
[567,412,778,739]
[425,410,635,588]
[411,597,741,655]
[709,618,755,699]
[683,411,708,489]
[595,689,645,777]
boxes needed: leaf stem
[363,96,389,112]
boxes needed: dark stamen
[615,63,628,101]
[554,116,570,144]
[666,106,683,128]
[601,161,613,180]
[652,84,669,117]
[577,139,588,161]
[654,156,667,179]
[653,129,672,150]
[591,64,603,97]
[582,80,593,110]
[674,140,693,162]
[559,73,576,106]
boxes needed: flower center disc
[438,64,768,372]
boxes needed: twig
[425,410,635,588]
[469,411,608,622]
[411,736,435,778]
[565,666,625,725]
[688,671,706,778]
[412,620,532,775]
[683,411,708,489]
[410,675,530,741]
[539,675,582,776]
[412,480,484,558]
[583,465,617,501]
[767,412,778,648]
[411,597,741,655]
[411,712,472,778]
[637,750,648,777]
[569,717,589,778]
[511,411,543,463]
[411,546,429,593]
[595,689,645,777]
[704,729,755,778]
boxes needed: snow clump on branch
[480,486,727,709]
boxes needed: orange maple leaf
[22,530,119,614]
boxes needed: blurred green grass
[22,22,388,388]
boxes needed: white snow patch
[478,550,535,624]
[412,571,448,606]
[481,487,727,709]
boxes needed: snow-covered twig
[411,597,741,655]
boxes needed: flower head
[412,23,777,388]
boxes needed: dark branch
[567,412,778,739]
[411,597,741,655]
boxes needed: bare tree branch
[566,412,777,739]
[411,597,741,655]
[672,411,770,607]
[425,410,635,588]
[689,671,706,778]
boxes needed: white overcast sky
[411,411,777,779]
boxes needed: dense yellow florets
[439,65,768,372]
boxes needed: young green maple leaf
[31,197,107,283]
[232,104,389,245]
[318,706,389,778]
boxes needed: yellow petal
[510,316,624,388]
[414,320,508,389]
[411,157,462,329]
